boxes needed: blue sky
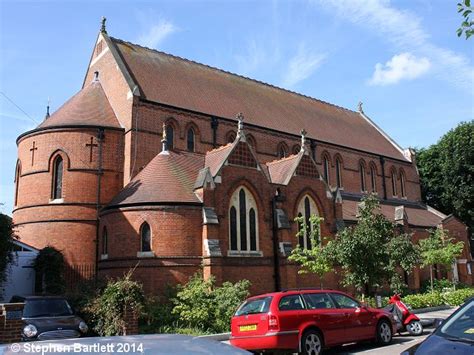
[0,0,473,215]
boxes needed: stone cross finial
[161,122,168,152]
[300,129,307,152]
[236,112,244,136]
[45,98,50,120]
[101,17,107,33]
[357,101,364,114]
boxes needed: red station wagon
[230,289,397,355]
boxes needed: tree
[288,215,332,288]
[327,194,419,297]
[0,213,17,296]
[457,0,474,39]
[416,121,474,236]
[419,227,465,292]
[33,246,66,294]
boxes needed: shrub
[403,292,444,309]
[442,288,474,306]
[171,272,250,333]
[87,271,145,336]
[33,246,65,294]
[139,287,178,334]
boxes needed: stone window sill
[49,198,64,204]
[100,254,108,260]
[227,250,263,257]
[137,251,154,258]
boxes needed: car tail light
[268,314,279,331]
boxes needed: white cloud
[136,19,178,49]
[315,0,474,92]
[282,45,326,87]
[369,52,431,86]
[235,39,269,76]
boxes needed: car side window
[330,293,360,309]
[302,293,336,309]
[278,295,305,311]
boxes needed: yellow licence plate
[239,324,257,332]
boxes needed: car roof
[246,289,343,300]
[11,295,67,301]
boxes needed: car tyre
[376,319,393,345]
[406,320,423,335]
[300,329,324,355]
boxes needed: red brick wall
[0,303,24,344]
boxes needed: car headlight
[78,321,88,333]
[23,324,38,338]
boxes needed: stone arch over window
[321,151,331,184]
[14,160,21,207]
[390,167,398,197]
[369,162,378,192]
[292,144,300,155]
[102,226,108,256]
[399,169,407,198]
[359,160,367,192]
[296,194,320,249]
[334,154,343,189]
[277,142,289,158]
[52,155,64,200]
[246,134,257,151]
[229,186,259,252]
[140,222,152,252]
[226,130,236,143]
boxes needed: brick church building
[13,21,472,295]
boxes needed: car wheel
[376,320,392,345]
[406,320,423,335]
[300,329,323,355]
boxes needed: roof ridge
[206,142,233,154]
[266,153,300,166]
[110,37,357,115]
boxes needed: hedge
[398,288,474,309]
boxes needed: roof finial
[300,129,307,152]
[93,71,99,81]
[161,122,169,153]
[357,101,364,114]
[45,97,50,120]
[101,16,107,33]
[236,112,244,137]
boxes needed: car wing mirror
[433,319,444,328]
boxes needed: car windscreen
[235,296,272,316]
[23,299,74,318]
[436,299,474,343]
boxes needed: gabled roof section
[110,37,408,161]
[38,80,121,129]
[107,150,204,208]
[266,150,320,185]
[205,142,236,177]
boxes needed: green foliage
[171,272,250,333]
[419,227,465,291]
[416,121,474,234]
[403,288,474,309]
[420,278,470,293]
[326,194,420,295]
[139,287,178,335]
[0,213,16,294]
[88,271,145,336]
[442,288,474,306]
[33,246,65,295]
[288,215,332,286]
[457,0,474,39]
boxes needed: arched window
[227,131,236,143]
[297,195,319,249]
[229,186,259,252]
[335,157,343,188]
[14,161,21,206]
[278,144,288,158]
[140,222,151,252]
[322,155,330,183]
[359,162,366,192]
[400,171,406,198]
[247,135,256,150]
[187,127,195,152]
[370,164,377,192]
[52,156,63,200]
[292,145,300,155]
[166,125,174,150]
[391,169,398,196]
[102,227,108,255]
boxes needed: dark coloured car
[10,295,88,341]
[230,289,397,355]
[401,297,474,355]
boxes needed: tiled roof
[38,80,121,129]
[108,151,204,207]
[266,153,301,185]
[204,142,236,176]
[342,199,444,227]
[111,37,406,161]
